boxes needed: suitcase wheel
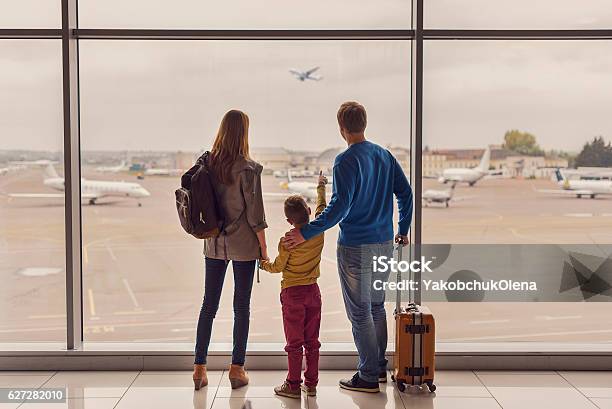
[397,381,406,392]
[426,381,436,392]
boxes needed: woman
[193,110,268,390]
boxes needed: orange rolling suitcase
[391,242,436,393]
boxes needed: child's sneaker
[274,381,301,399]
[301,384,317,396]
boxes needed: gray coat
[203,156,268,261]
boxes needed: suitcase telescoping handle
[395,237,416,315]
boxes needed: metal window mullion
[410,0,424,306]
[73,28,415,40]
[62,0,83,351]
[0,29,62,39]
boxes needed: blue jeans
[194,257,255,365]
[337,240,393,383]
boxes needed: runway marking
[134,337,189,342]
[320,328,350,334]
[321,256,337,265]
[122,278,141,309]
[445,328,612,342]
[536,315,582,321]
[171,328,194,333]
[113,310,156,316]
[105,243,117,261]
[565,213,593,218]
[322,310,343,317]
[87,288,98,319]
[28,314,66,320]
[469,319,510,325]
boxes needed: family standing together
[190,102,414,397]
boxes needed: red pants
[280,283,322,387]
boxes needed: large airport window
[78,0,411,30]
[425,0,612,29]
[422,40,612,343]
[0,40,65,342]
[78,40,411,342]
[0,1,60,29]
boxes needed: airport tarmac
[2,168,612,344]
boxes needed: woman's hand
[260,245,269,261]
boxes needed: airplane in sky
[96,160,128,173]
[289,66,323,82]
[438,146,491,186]
[7,165,151,206]
[538,169,612,199]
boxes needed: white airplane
[265,171,331,202]
[289,66,323,82]
[10,159,59,168]
[423,183,457,208]
[7,165,151,206]
[96,160,128,173]
[438,147,491,186]
[423,183,475,208]
[538,169,612,199]
[144,168,183,177]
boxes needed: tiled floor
[2,370,612,408]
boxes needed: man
[284,101,413,393]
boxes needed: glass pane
[423,40,612,343]
[0,40,65,342]
[0,1,60,28]
[78,0,410,29]
[79,40,411,343]
[426,0,612,29]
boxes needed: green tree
[502,130,544,156]
[575,136,612,167]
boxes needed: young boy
[259,172,327,399]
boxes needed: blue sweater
[301,140,413,246]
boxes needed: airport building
[3,2,612,408]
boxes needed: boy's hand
[318,170,328,186]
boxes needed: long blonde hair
[210,110,251,184]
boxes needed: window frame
[1,0,612,359]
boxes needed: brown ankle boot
[228,364,249,389]
[193,364,208,390]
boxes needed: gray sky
[2,2,612,153]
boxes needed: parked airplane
[7,165,150,206]
[289,66,323,82]
[144,168,183,177]
[265,170,331,202]
[96,160,128,173]
[438,147,491,186]
[10,159,59,168]
[538,169,612,199]
[423,183,456,207]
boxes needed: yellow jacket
[260,184,326,289]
